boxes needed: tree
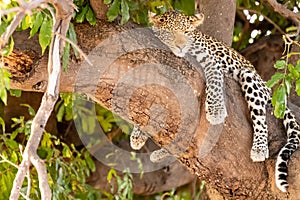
[0,0,300,199]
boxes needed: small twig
[0,0,45,48]
[237,7,285,35]
[15,0,26,6]
[0,7,22,15]
[0,154,19,168]
[19,192,31,200]
[266,0,300,37]
[236,9,250,50]
[0,12,26,48]
[26,169,31,199]
[55,32,93,66]
[30,153,51,200]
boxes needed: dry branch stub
[71,27,225,174]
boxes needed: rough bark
[195,0,237,45]
[4,18,300,199]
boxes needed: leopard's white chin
[171,49,187,57]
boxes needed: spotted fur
[129,11,300,192]
[275,109,300,192]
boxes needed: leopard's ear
[148,11,157,24]
[191,13,205,27]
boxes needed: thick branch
[5,20,300,199]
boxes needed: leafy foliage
[1,0,300,198]
[74,0,97,25]
[233,0,300,50]
[39,15,53,55]
[266,40,300,118]
[0,106,99,199]
[55,93,133,136]
[104,0,195,25]
[0,68,12,105]
[107,168,133,200]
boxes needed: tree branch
[237,7,285,35]
[4,20,300,199]
[2,1,300,198]
[266,0,300,36]
[2,0,74,199]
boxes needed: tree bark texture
[4,18,300,199]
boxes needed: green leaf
[107,0,121,22]
[2,69,11,89]
[296,79,300,96]
[21,15,32,30]
[1,36,14,56]
[62,42,70,71]
[87,116,96,133]
[286,26,298,33]
[76,5,89,23]
[0,22,8,35]
[37,147,48,159]
[0,117,5,133]
[120,0,130,24]
[84,151,96,172]
[5,139,19,149]
[30,12,44,38]
[56,103,65,122]
[86,7,97,25]
[9,89,21,97]
[107,169,117,183]
[174,0,195,15]
[295,59,300,73]
[272,85,286,118]
[104,0,112,4]
[274,60,286,69]
[39,16,53,55]
[62,143,72,158]
[67,23,78,57]
[10,129,19,140]
[285,74,292,95]
[287,63,299,78]
[11,151,19,163]
[266,72,284,88]
[0,88,8,106]
[20,104,36,116]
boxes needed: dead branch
[266,0,300,36]
[0,0,74,199]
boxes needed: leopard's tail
[275,108,300,192]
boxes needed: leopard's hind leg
[238,69,271,162]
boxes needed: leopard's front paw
[205,105,227,125]
[250,145,269,162]
[150,148,170,163]
[130,126,148,150]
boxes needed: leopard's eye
[159,18,165,22]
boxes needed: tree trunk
[4,5,300,200]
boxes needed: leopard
[129,10,300,193]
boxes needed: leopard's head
[148,11,204,57]
[148,11,204,32]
